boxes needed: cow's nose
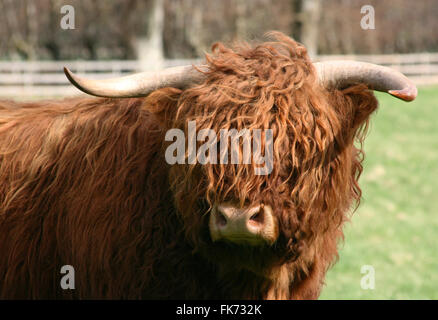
[209,203,278,245]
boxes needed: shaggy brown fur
[0,32,378,299]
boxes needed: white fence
[0,54,437,98]
[0,60,140,98]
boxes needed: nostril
[249,209,264,226]
[216,211,227,227]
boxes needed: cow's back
[0,97,170,298]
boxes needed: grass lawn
[320,86,438,299]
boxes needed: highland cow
[0,32,416,299]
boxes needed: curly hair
[0,32,378,299]
[149,31,378,298]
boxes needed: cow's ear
[329,84,379,140]
[144,87,182,130]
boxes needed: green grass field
[320,86,438,299]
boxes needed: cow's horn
[65,60,417,102]
[63,65,206,98]
[314,60,417,101]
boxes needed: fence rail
[0,54,437,98]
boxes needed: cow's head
[65,32,416,274]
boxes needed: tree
[292,0,321,57]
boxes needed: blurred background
[1,0,438,97]
[0,0,437,299]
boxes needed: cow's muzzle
[209,203,278,245]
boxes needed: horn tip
[64,67,77,86]
[63,66,71,78]
[63,66,97,97]
[388,85,418,102]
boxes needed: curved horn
[65,60,417,102]
[314,60,417,101]
[64,65,207,98]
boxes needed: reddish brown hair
[0,32,377,299]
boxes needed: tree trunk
[292,0,321,57]
[137,0,165,70]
